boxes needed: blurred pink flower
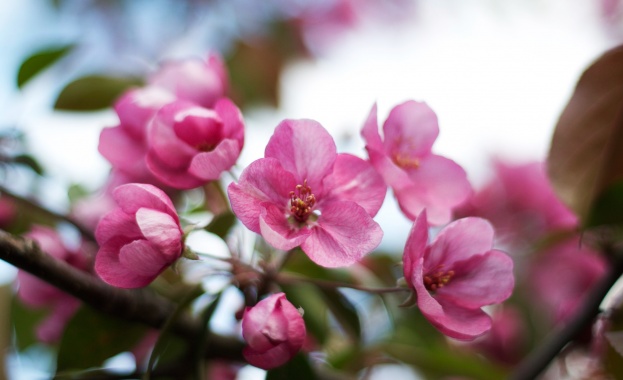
[472,307,526,365]
[456,160,577,247]
[228,119,384,267]
[403,211,514,340]
[529,237,606,324]
[0,195,16,228]
[17,226,91,343]
[148,54,228,109]
[145,99,244,189]
[242,293,306,370]
[361,101,471,225]
[94,183,183,288]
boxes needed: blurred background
[1,0,623,378]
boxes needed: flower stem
[510,249,623,380]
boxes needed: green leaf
[586,179,623,227]
[11,296,49,351]
[548,44,623,222]
[266,352,318,380]
[204,212,236,239]
[56,305,147,372]
[54,75,142,111]
[13,154,44,175]
[317,288,361,343]
[17,44,74,88]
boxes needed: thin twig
[276,272,409,294]
[510,250,623,380]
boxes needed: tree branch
[510,250,623,380]
[0,230,244,361]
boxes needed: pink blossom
[145,99,244,189]
[242,293,306,370]
[529,237,606,324]
[148,54,228,109]
[228,119,385,268]
[472,307,525,365]
[456,160,578,247]
[17,226,90,343]
[403,211,514,340]
[361,101,471,225]
[99,86,177,185]
[94,183,183,288]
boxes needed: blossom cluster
[16,53,522,371]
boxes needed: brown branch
[0,230,244,361]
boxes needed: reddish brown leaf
[548,44,623,221]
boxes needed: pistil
[289,180,316,223]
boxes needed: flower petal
[188,139,241,181]
[323,153,386,217]
[437,250,514,308]
[95,240,156,288]
[301,201,382,267]
[383,100,439,158]
[95,208,142,246]
[403,210,429,287]
[259,203,311,251]
[413,258,492,340]
[112,183,177,217]
[427,217,495,270]
[118,239,169,277]
[228,158,296,233]
[98,126,146,172]
[147,101,197,168]
[264,119,336,194]
[215,98,244,144]
[361,103,384,151]
[135,208,183,259]
[145,151,205,189]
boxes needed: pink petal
[135,208,183,259]
[145,151,205,189]
[259,204,311,251]
[301,201,382,267]
[114,86,175,138]
[413,259,492,340]
[112,183,177,217]
[264,119,336,194]
[118,239,170,277]
[98,126,146,172]
[26,226,69,259]
[215,98,244,144]
[95,208,142,246]
[36,297,80,344]
[147,101,197,168]
[242,295,287,351]
[228,158,296,233]
[323,153,386,217]
[17,271,62,307]
[427,217,495,270]
[393,155,471,224]
[243,343,293,370]
[188,139,241,181]
[366,146,412,192]
[172,108,223,148]
[436,250,514,309]
[382,100,439,158]
[95,241,156,288]
[361,103,384,151]
[403,210,429,287]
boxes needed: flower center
[289,180,316,223]
[423,266,455,291]
[393,153,420,169]
[195,142,216,152]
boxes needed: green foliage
[266,352,318,380]
[586,179,623,227]
[17,45,74,88]
[204,212,237,239]
[11,296,49,351]
[317,288,361,343]
[54,75,142,111]
[281,283,329,345]
[56,306,147,372]
[12,154,45,175]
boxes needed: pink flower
[17,226,90,343]
[99,86,177,185]
[456,160,577,247]
[472,307,526,365]
[403,211,514,340]
[145,99,244,189]
[242,293,306,370]
[361,101,471,225]
[148,54,228,109]
[529,237,606,324]
[94,183,183,288]
[228,119,385,267]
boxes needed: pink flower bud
[94,183,183,288]
[241,293,306,370]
